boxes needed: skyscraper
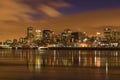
[27,26,34,42]
[104,27,111,40]
[42,30,52,41]
[71,32,85,42]
[112,31,120,42]
[35,29,42,40]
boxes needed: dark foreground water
[0,49,120,80]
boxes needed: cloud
[0,0,71,41]
[0,8,120,41]
[0,0,35,22]
[32,9,120,36]
[18,0,71,18]
[0,0,71,22]
[2,0,120,42]
[38,5,62,17]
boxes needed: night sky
[0,0,120,41]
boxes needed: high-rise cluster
[2,26,120,48]
[103,27,120,46]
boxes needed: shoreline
[0,47,120,50]
[48,47,120,50]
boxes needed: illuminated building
[27,26,34,42]
[4,39,12,45]
[35,29,42,40]
[64,29,72,34]
[112,31,120,42]
[96,32,101,39]
[55,34,61,43]
[104,27,111,40]
[110,31,120,47]
[19,37,25,43]
[71,32,85,42]
[42,30,52,42]
[51,31,56,43]
[61,29,72,43]
[13,39,17,44]
[61,32,66,43]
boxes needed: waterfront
[0,49,120,80]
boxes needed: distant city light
[0,27,120,48]
[96,32,101,35]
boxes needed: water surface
[0,49,120,80]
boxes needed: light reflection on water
[0,49,120,80]
[0,49,120,68]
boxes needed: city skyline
[2,26,120,43]
[0,0,120,41]
[0,26,119,49]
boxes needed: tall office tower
[35,29,42,40]
[71,32,85,42]
[112,31,120,42]
[42,30,52,41]
[61,29,72,43]
[51,31,56,43]
[27,26,34,42]
[104,27,111,40]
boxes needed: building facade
[27,26,34,42]
[35,29,42,40]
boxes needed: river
[0,49,120,80]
